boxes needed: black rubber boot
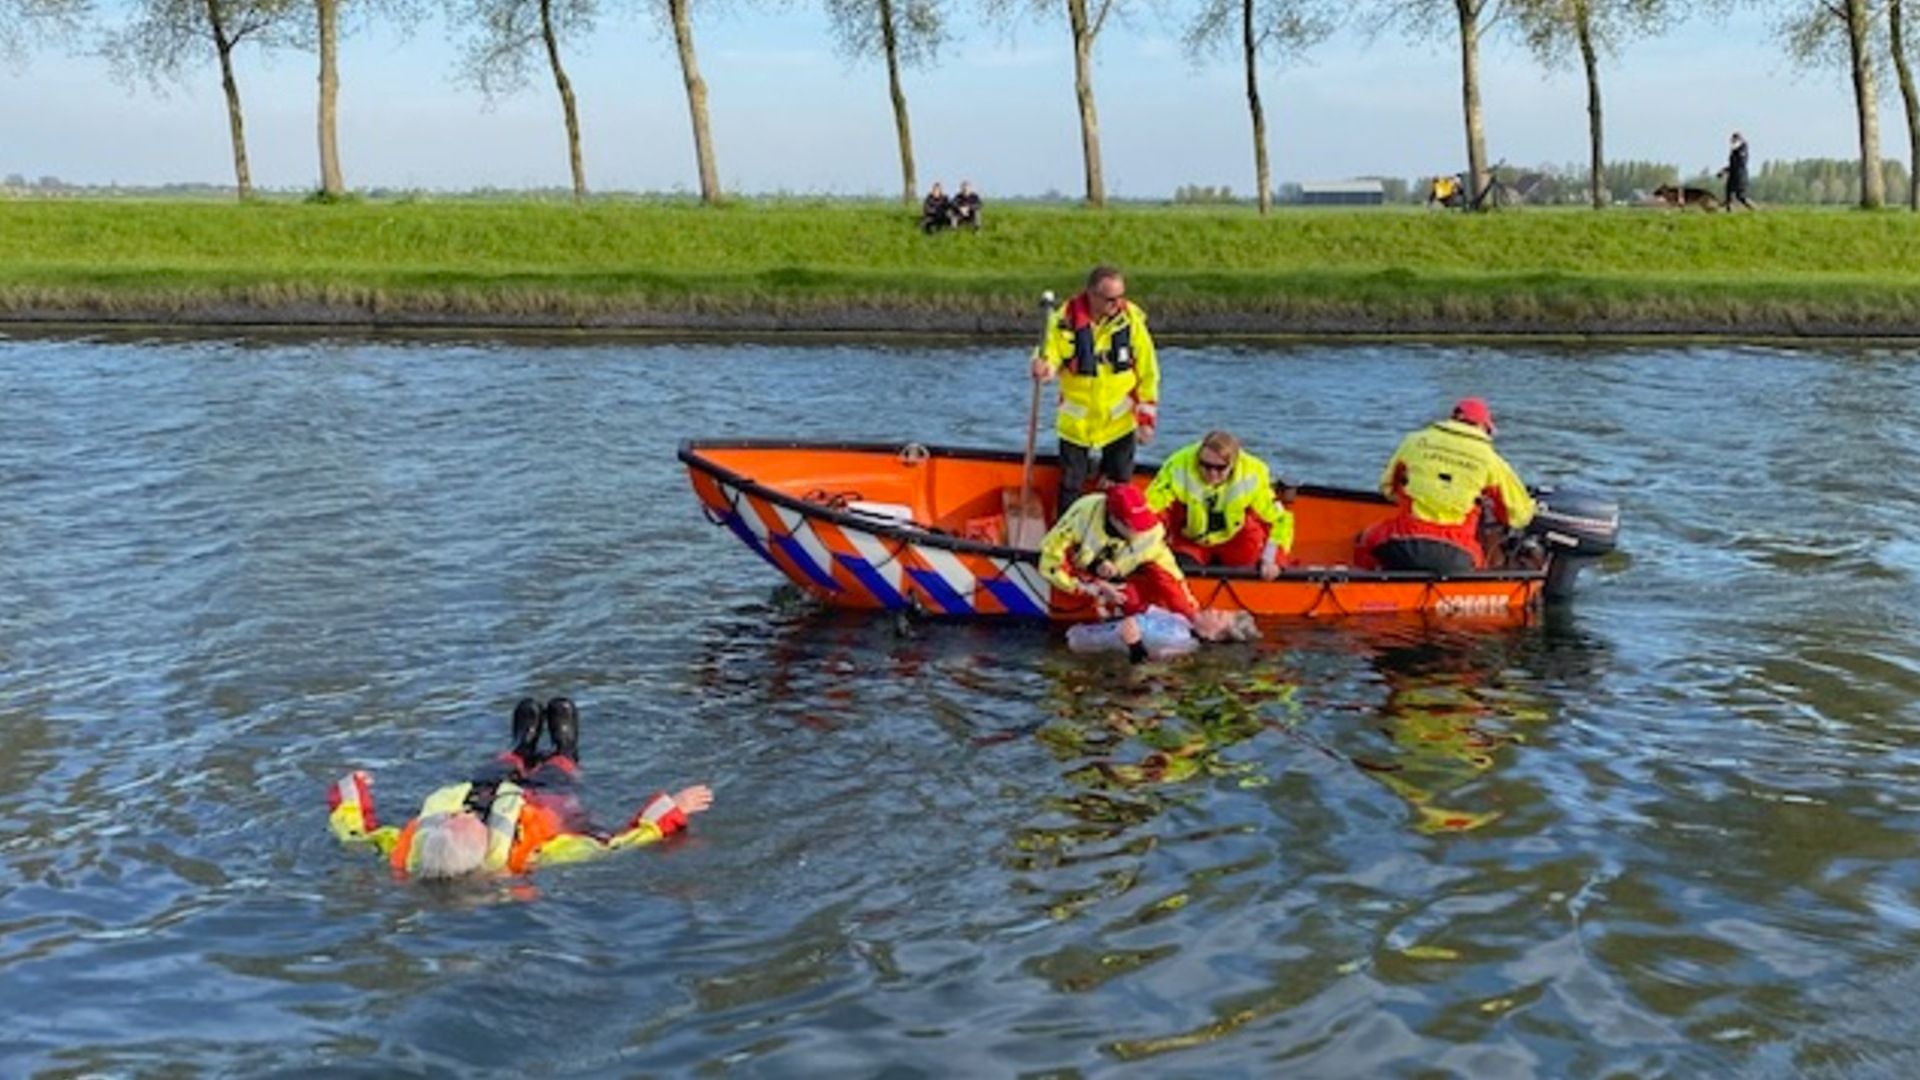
[511,697,544,763]
[545,697,580,764]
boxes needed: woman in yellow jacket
[1029,265,1160,515]
[1145,430,1293,579]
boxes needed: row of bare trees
[9,0,1920,210]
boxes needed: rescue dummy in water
[326,697,713,880]
[1066,607,1260,663]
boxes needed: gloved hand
[1134,402,1158,445]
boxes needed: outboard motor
[1525,485,1620,601]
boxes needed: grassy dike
[3,198,1920,336]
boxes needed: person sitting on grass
[951,181,983,230]
[921,181,954,234]
[327,697,712,881]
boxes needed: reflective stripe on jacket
[1145,442,1295,553]
[1378,420,1536,529]
[1038,491,1185,595]
[1039,295,1159,449]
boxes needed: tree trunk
[1067,0,1104,206]
[539,0,587,200]
[878,0,916,206]
[1891,0,1920,209]
[1243,0,1270,214]
[205,0,252,200]
[668,0,720,204]
[315,0,343,196]
[1847,0,1885,208]
[1574,0,1603,209]
[1454,0,1488,206]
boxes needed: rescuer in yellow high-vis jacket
[1030,265,1161,515]
[1145,430,1294,579]
[1356,397,1536,574]
[1039,485,1197,620]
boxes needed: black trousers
[1057,432,1137,514]
[1372,537,1477,575]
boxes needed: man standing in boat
[1356,397,1535,575]
[1039,484,1198,620]
[1145,430,1294,579]
[1030,265,1161,515]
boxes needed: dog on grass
[1652,183,1721,211]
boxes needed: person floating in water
[1067,605,1261,663]
[327,697,713,880]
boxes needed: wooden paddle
[1007,289,1056,548]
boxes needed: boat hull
[683,440,1546,622]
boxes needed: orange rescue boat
[681,440,1617,622]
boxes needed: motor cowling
[1525,486,1619,600]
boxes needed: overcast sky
[0,6,1875,195]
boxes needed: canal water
[3,334,1918,1075]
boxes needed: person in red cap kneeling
[1039,483,1199,622]
[1355,397,1536,574]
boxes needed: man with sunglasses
[1145,430,1294,579]
[1030,265,1161,515]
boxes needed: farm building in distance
[1296,180,1386,206]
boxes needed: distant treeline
[1168,159,1916,206]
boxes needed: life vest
[1064,294,1135,376]
[1043,296,1158,450]
[389,780,531,876]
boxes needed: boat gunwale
[678,438,1549,587]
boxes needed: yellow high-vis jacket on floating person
[1038,491,1181,595]
[1379,420,1536,529]
[1145,442,1296,553]
[1036,294,1160,450]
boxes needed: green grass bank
[4,199,1920,335]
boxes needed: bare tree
[1784,0,1885,208]
[448,0,598,199]
[1891,0,1920,207]
[825,0,945,205]
[662,0,721,203]
[315,0,343,194]
[102,0,300,199]
[1184,0,1333,213]
[1511,0,1665,209]
[989,0,1126,205]
[1377,0,1495,206]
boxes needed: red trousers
[1167,513,1271,568]
[1117,563,1198,619]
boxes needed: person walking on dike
[1354,397,1535,575]
[1145,429,1294,579]
[1030,265,1161,515]
[1040,484,1196,619]
[327,697,713,880]
[1723,132,1755,211]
